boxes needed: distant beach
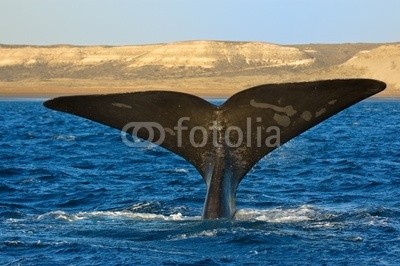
[0,76,399,99]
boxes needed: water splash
[235,205,322,223]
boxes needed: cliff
[0,41,398,97]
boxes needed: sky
[0,0,399,45]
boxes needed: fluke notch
[44,79,386,219]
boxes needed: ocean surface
[1,98,400,265]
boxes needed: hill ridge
[0,41,398,97]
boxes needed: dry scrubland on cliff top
[0,41,399,97]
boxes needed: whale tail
[44,79,386,219]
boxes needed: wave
[36,210,197,222]
[169,229,218,241]
[34,205,327,223]
[31,204,398,233]
[234,205,324,223]
[53,134,76,141]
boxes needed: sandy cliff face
[0,41,314,69]
[127,41,315,69]
[341,45,400,93]
[0,41,398,97]
[0,45,160,66]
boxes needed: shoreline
[1,93,399,100]
[0,92,232,99]
[1,78,399,99]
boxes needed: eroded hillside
[0,41,398,97]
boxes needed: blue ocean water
[1,98,400,265]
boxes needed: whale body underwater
[44,79,386,219]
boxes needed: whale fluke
[44,79,386,219]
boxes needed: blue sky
[0,0,399,45]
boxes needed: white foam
[37,205,322,223]
[32,205,395,233]
[234,205,317,223]
[33,203,354,225]
[53,135,76,141]
[170,229,218,240]
[174,168,189,173]
[37,210,200,222]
